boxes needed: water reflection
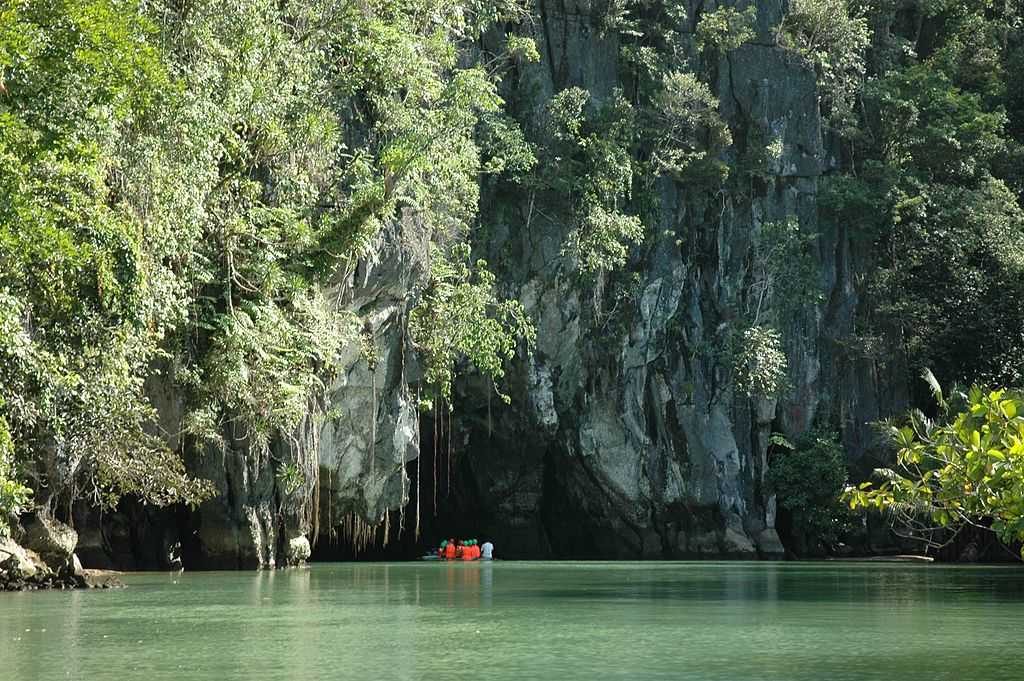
[2,562,1023,681]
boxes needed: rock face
[21,511,78,572]
[72,0,898,567]
[440,0,868,558]
[161,216,428,569]
[75,215,429,570]
[317,214,428,533]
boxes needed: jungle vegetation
[0,0,536,531]
[1,0,1022,554]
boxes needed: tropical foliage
[409,244,535,404]
[823,0,1024,391]
[847,379,1024,556]
[769,431,852,554]
[0,0,535,522]
[2,0,1023,558]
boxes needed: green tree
[538,87,643,273]
[648,71,732,184]
[768,431,852,554]
[0,0,537,530]
[847,377,1024,557]
[0,395,31,535]
[824,25,1024,391]
[409,244,535,405]
[695,5,757,53]
[778,0,870,130]
[0,0,212,511]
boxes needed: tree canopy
[0,0,535,527]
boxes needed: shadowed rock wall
[443,0,889,558]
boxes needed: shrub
[768,431,852,554]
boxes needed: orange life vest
[444,543,457,560]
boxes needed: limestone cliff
[74,216,430,569]
[443,0,880,558]
[74,0,899,568]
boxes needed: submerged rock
[73,569,125,589]
[723,528,758,558]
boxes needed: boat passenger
[437,539,448,559]
[444,539,457,560]
[480,540,494,560]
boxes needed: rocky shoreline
[1,512,124,592]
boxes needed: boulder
[0,536,46,579]
[722,528,758,558]
[286,536,312,566]
[21,512,78,572]
[755,529,787,559]
[74,569,125,589]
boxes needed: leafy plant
[769,430,852,554]
[276,463,306,498]
[648,71,731,184]
[750,218,822,325]
[540,88,644,273]
[734,326,789,399]
[846,375,1024,557]
[409,244,535,404]
[777,0,870,131]
[695,6,757,53]
[0,402,31,536]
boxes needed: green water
[2,561,1022,680]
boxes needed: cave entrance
[309,408,486,561]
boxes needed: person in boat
[480,540,494,560]
[437,539,448,559]
[444,538,457,560]
[461,540,477,561]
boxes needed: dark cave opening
[309,409,489,562]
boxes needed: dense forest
[1,0,1023,576]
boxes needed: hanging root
[416,430,422,541]
[399,464,406,536]
[338,511,396,555]
[447,400,452,497]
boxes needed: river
[1,561,1021,680]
